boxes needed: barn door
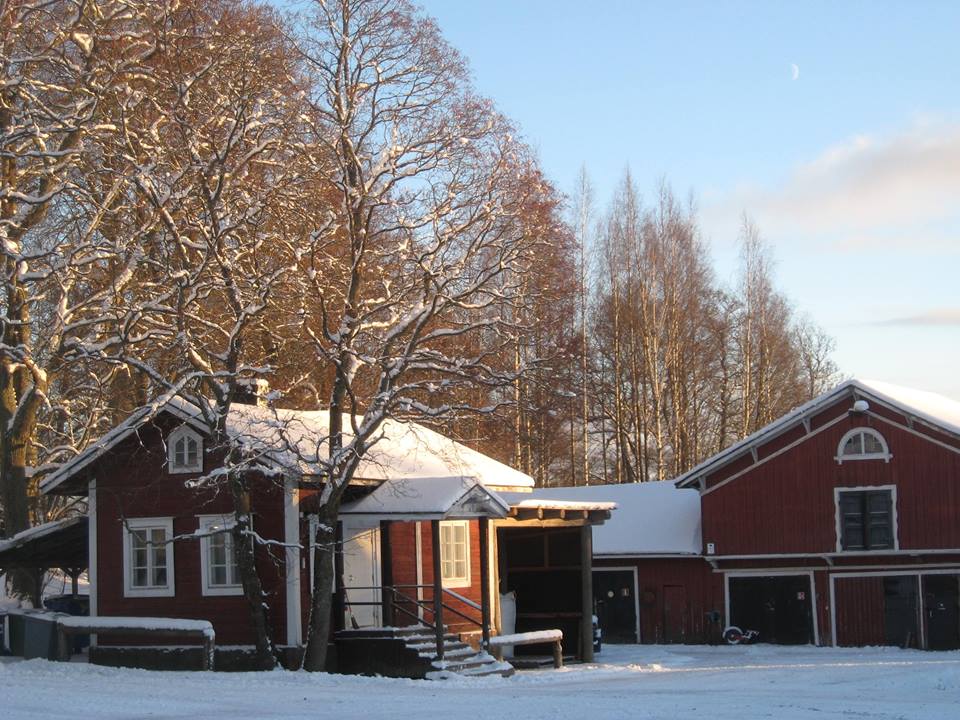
[663,585,687,643]
[593,570,638,643]
[924,575,960,650]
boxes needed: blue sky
[420,0,960,397]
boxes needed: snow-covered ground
[2,644,958,719]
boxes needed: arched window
[168,425,203,474]
[836,427,890,463]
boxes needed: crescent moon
[791,63,800,81]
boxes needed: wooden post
[553,638,563,669]
[379,520,394,627]
[430,519,445,661]
[580,524,594,662]
[479,517,491,651]
[57,625,71,662]
[201,631,215,671]
[334,521,346,632]
[69,570,79,598]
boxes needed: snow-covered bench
[56,616,216,670]
[488,629,564,668]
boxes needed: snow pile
[58,616,215,639]
[519,482,702,556]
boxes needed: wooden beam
[479,518,491,650]
[379,520,394,627]
[580,525,594,662]
[430,520,445,661]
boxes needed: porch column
[580,524,594,662]
[479,517,491,650]
[379,520,394,627]
[334,521,346,632]
[431,519,445,660]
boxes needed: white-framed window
[123,517,175,597]
[439,520,470,588]
[198,514,242,596]
[168,425,203,474]
[836,427,891,464]
[834,485,898,552]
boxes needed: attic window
[836,428,890,463]
[168,425,203,474]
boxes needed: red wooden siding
[833,577,886,647]
[702,410,960,556]
[390,520,485,632]
[595,557,723,644]
[94,417,289,646]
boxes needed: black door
[924,575,960,650]
[728,575,814,644]
[593,570,637,643]
[883,576,919,647]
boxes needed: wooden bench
[488,629,564,668]
[56,616,216,670]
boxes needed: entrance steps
[335,625,514,679]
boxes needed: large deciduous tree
[293,0,541,670]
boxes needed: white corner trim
[284,478,302,646]
[833,485,899,553]
[88,479,98,647]
[122,516,175,598]
[196,514,243,597]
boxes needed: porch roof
[339,476,511,520]
[0,516,88,571]
[498,491,616,525]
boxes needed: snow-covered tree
[292,0,543,670]
[0,0,173,599]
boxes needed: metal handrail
[343,585,484,631]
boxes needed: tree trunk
[230,475,277,670]
[302,504,338,671]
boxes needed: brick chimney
[234,378,270,407]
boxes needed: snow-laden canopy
[340,476,511,520]
[40,397,534,495]
[508,483,701,556]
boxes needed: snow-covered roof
[675,378,960,489]
[340,476,511,520]
[502,482,700,556]
[497,491,618,513]
[0,516,86,555]
[40,398,533,495]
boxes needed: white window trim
[123,516,175,598]
[167,425,204,474]
[197,514,242,597]
[833,485,899,553]
[439,520,471,589]
[835,427,891,464]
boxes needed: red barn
[673,378,960,649]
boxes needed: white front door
[341,518,382,627]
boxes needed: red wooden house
[39,393,613,675]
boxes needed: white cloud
[706,119,960,251]
[875,308,960,327]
